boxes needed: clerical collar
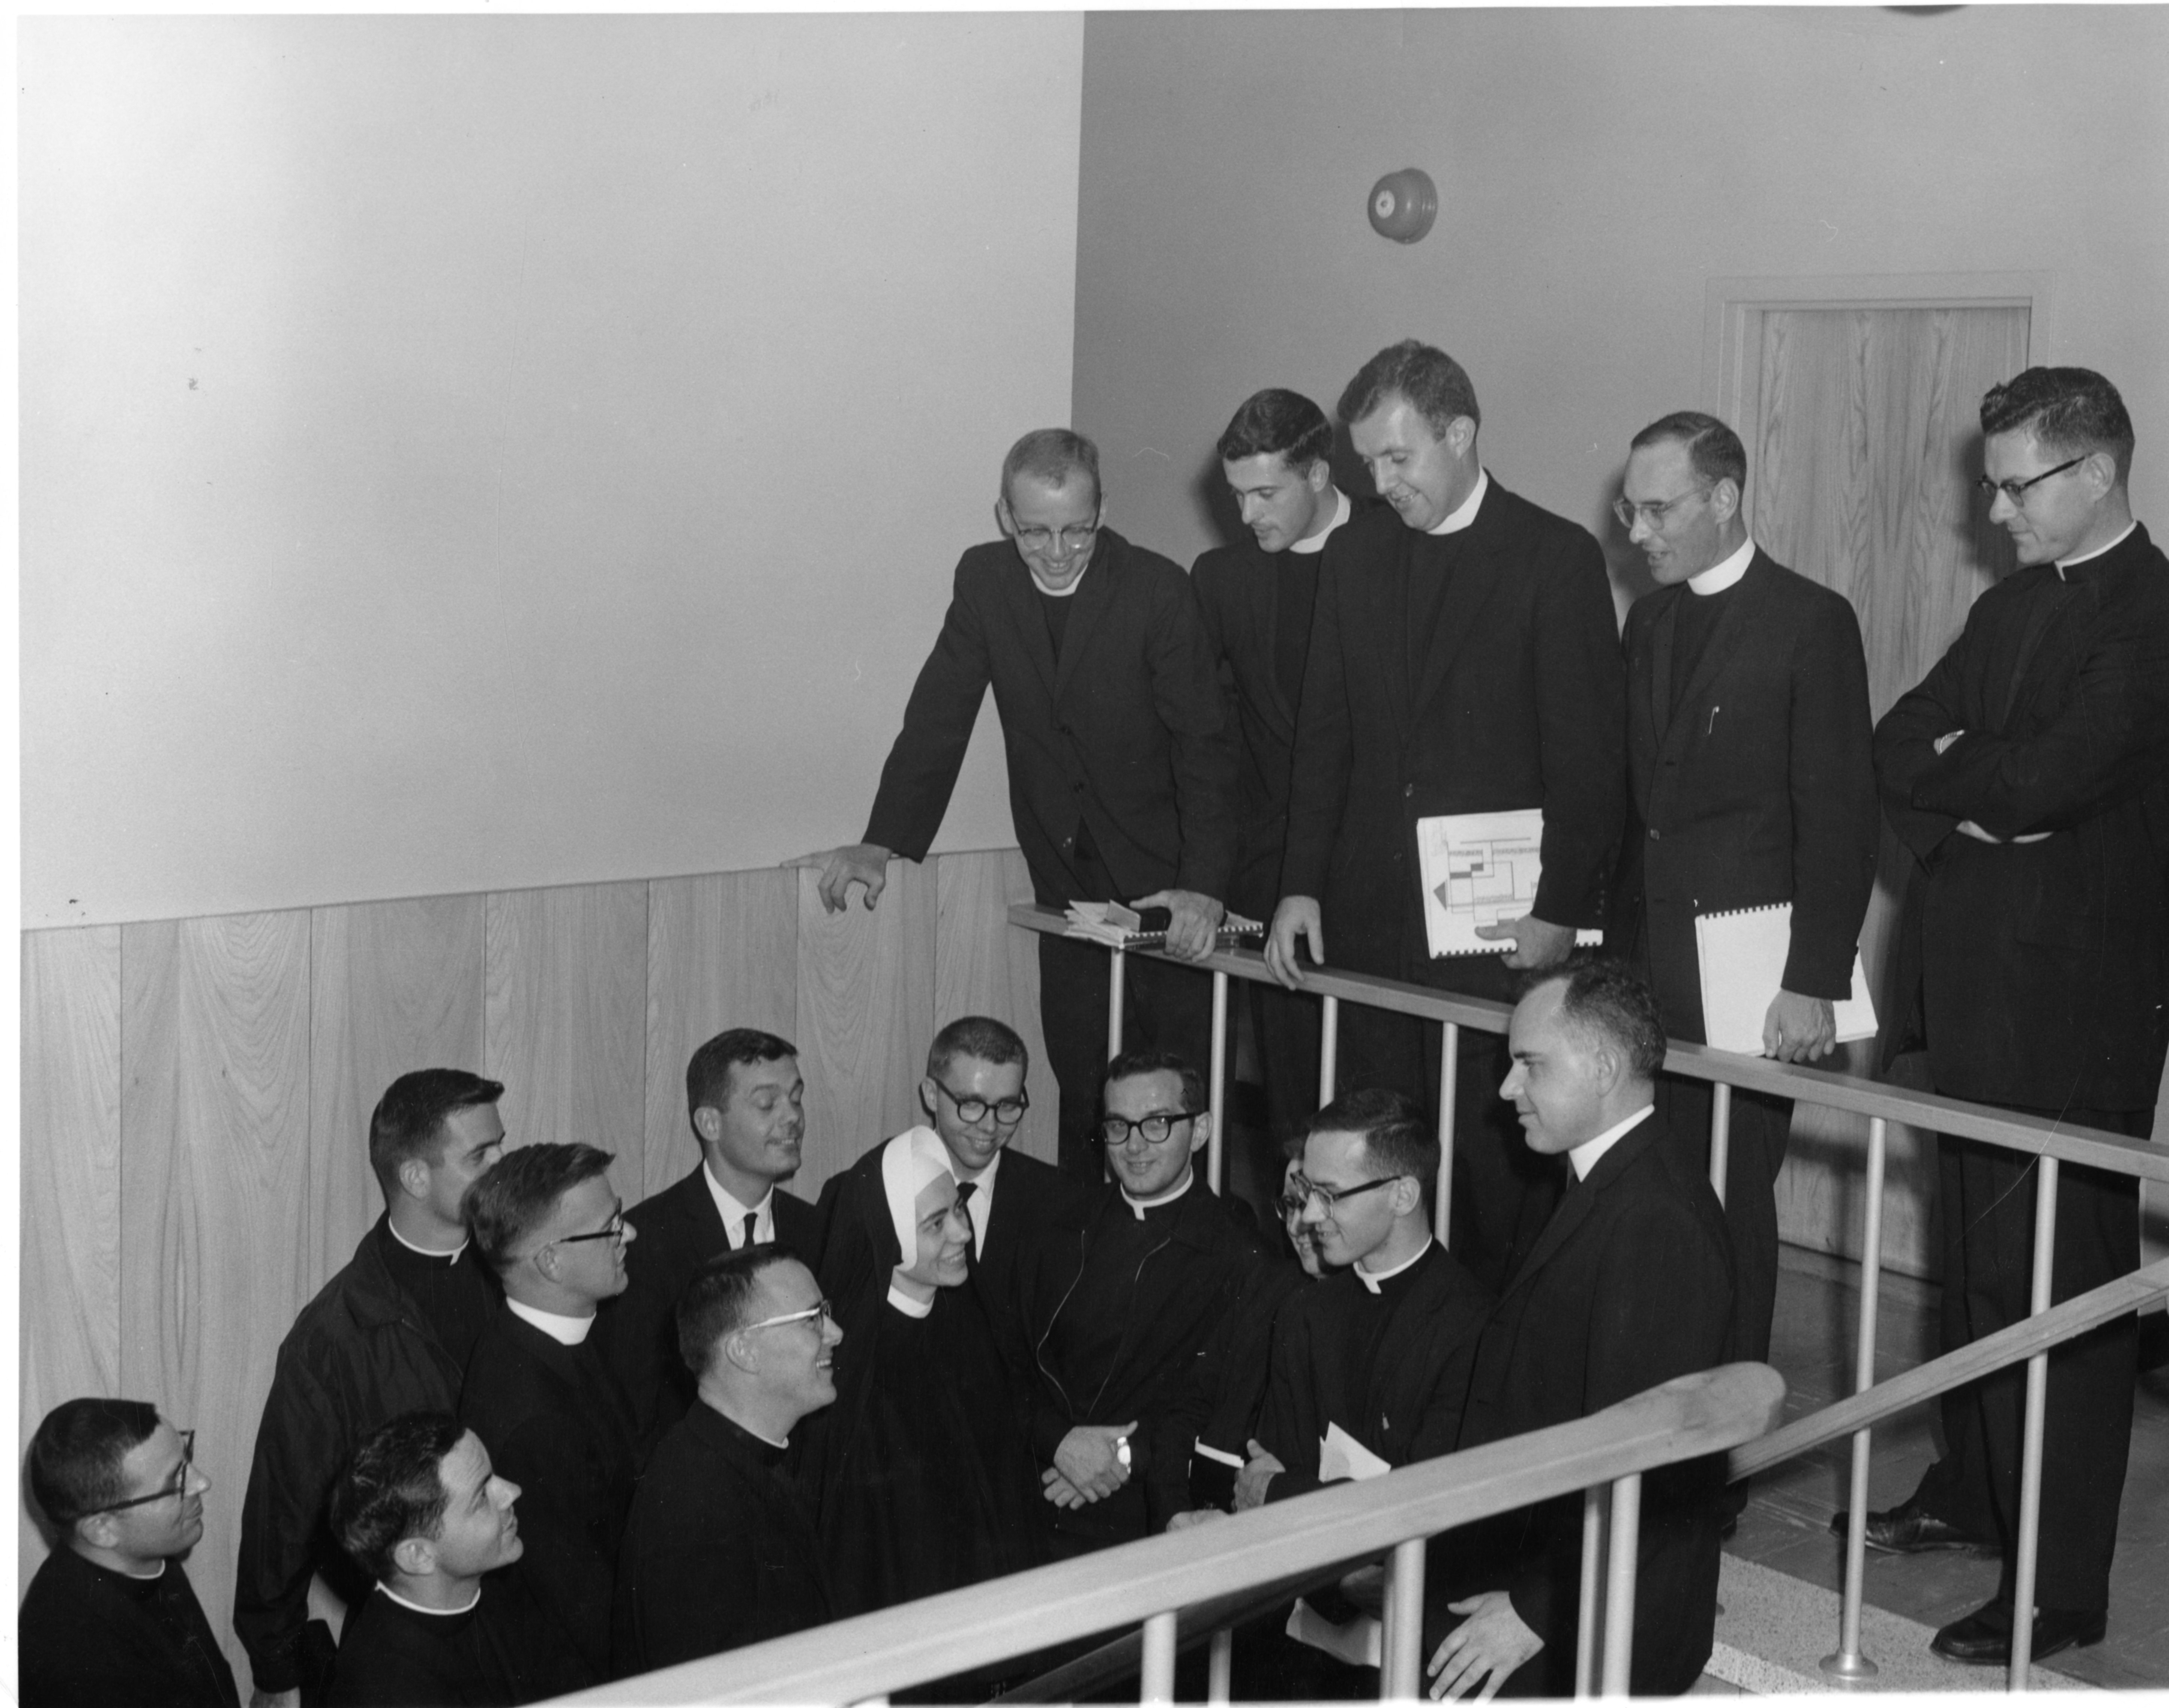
[89,1554,166,1583]
[1426,468,1489,536]
[1123,1168,1195,1219]
[387,1219,467,1264]
[1289,489,1352,555]
[378,1582,481,1618]
[2057,521,2137,577]
[1354,1237,1432,1294]
[886,1282,934,1319]
[1687,536,1755,596]
[703,1165,773,1244]
[706,1400,791,1452]
[1032,564,1089,597]
[507,1297,594,1345]
[1569,1103,1656,1181]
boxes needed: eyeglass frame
[82,1429,198,1516]
[1099,1109,1199,1147]
[548,1205,627,1248]
[932,1080,1031,1127]
[1612,484,1714,532]
[1292,1173,1406,1215]
[1009,520,1101,555]
[739,1298,835,1336]
[1975,455,2086,506]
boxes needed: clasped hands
[1268,899,1575,988]
[1042,1421,1136,1510]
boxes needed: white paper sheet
[1694,902,1877,1055]
[1416,808,1604,958]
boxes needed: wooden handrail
[555,1364,1785,1706]
[1007,904,2169,1184]
[1730,1256,2169,1479]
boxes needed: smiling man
[1270,341,1625,1297]
[1427,957,1733,1700]
[237,1070,507,1708]
[22,1400,237,1708]
[796,429,1238,1174]
[1864,366,2169,1667]
[327,1414,586,1707]
[596,1028,823,1449]
[461,1144,642,1678]
[1191,389,1349,1181]
[1608,410,1877,1376]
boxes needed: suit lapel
[1498,1112,1666,1301]
[1647,590,1681,745]
[1001,552,1061,702]
[1052,536,1117,702]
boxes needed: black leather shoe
[1828,1496,1990,1554]
[1930,1600,2106,1665]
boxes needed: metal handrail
[556,1364,1786,1706]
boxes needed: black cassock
[327,1576,589,1708]
[18,1548,239,1708]
[799,1142,1045,1618]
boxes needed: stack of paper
[1062,900,1266,950]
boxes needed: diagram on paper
[1416,808,1604,959]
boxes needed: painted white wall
[22,14,1084,927]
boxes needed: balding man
[797,429,1239,1172]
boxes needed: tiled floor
[1732,1245,2169,1690]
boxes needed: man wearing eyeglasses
[1862,366,2169,1667]
[1019,1051,1264,1558]
[794,429,1239,1177]
[22,1399,238,1708]
[460,1144,642,1679]
[613,1248,839,1675]
[1608,410,1877,1380]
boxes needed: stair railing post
[2008,1153,2061,1690]
[1822,1114,1887,1680]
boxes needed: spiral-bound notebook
[1694,902,1877,1055]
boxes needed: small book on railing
[1061,901,1267,950]
[1694,902,1877,1055]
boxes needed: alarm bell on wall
[1368,168,1438,244]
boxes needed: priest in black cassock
[460,1144,642,1679]
[611,1248,838,1677]
[801,1124,1043,1621]
[20,1399,239,1708]
[326,1412,590,1708]
[1019,1050,1266,1557]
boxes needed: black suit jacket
[863,529,1239,905]
[459,1307,641,1677]
[1611,550,1879,1038]
[1282,484,1625,994]
[1191,533,1318,919]
[971,1144,1091,1395]
[1451,1111,1735,1697]
[591,1166,822,1450]
[1874,524,2169,1109]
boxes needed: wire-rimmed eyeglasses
[741,1298,835,1335]
[83,1429,198,1515]
[1975,456,2085,506]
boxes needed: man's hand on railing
[1471,913,1575,970]
[786,843,893,913]
[1132,889,1225,961]
[1426,1591,1542,1700]
[1048,1422,1136,1505]
[1233,1438,1282,1510]
[1267,897,1325,988]
[1763,988,1837,1063]
[1164,1508,1229,1532]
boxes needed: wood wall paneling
[118,911,314,1681]
[306,896,486,1290]
[18,927,124,1591]
[642,869,799,1202]
[934,848,1058,1166]
[793,858,938,1194]
[483,883,649,1199]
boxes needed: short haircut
[926,1014,1028,1081]
[1306,1087,1438,1186]
[1981,366,2134,485]
[1337,339,1481,440]
[1632,410,1747,492]
[1218,388,1334,470]
[1103,1048,1206,1116]
[27,1398,161,1529]
[368,1070,504,1197]
[676,1246,801,1380]
[1001,428,1102,509]
[686,1028,797,1123]
[464,1142,616,1274]
[1524,953,1668,1084]
[329,1411,465,1584]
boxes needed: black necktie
[741,1211,760,1250]
[954,1180,978,1241]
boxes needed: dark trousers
[1249,976,1324,1153]
[1911,1102,2148,1614]
[1039,934,1215,1178]
[1334,1004,1564,1296]
[1654,1077,1791,1364]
